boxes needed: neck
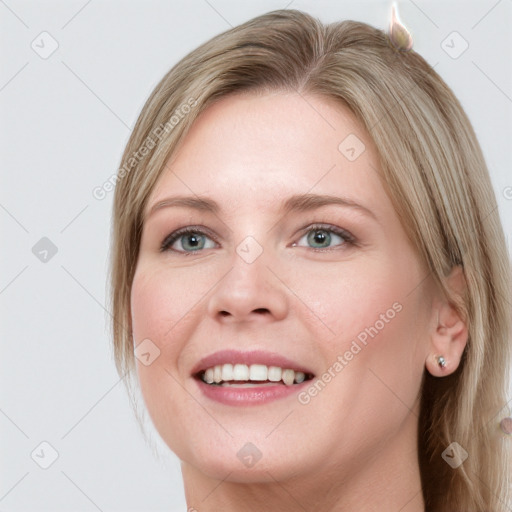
[181,410,425,512]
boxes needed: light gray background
[1,0,511,511]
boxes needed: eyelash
[159,223,357,254]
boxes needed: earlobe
[425,266,468,377]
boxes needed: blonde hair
[109,9,512,510]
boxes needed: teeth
[200,363,309,386]
[204,368,214,384]
[233,364,249,381]
[220,381,277,388]
[249,364,267,381]
[294,371,305,383]
[221,363,233,381]
[282,369,294,386]
[268,366,282,381]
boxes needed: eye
[160,226,217,253]
[160,223,355,254]
[293,224,355,250]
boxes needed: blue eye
[160,227,216,253]
[294,224,354,250]
[160,223,355,254]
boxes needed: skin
[130,91,468,511]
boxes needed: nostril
[217,308,269,317]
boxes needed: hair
[108,9,512,510]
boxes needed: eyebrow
[146,193,377,221]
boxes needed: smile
[192,349,315,405]
[199,363,312,386]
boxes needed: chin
[184,451,304,484]
[173,428,318,484]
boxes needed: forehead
[146,91,388,218]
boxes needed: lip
[191,349,315,407]
[191,349,314,376]
[195,378,311,406]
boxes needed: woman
[109,9,511,511]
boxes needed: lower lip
[195,378,311,406]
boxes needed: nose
[206,245,289,324]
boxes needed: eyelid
[160,222,357,253]
[160,225,219,253]
[292,222,356,248]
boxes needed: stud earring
[500,417,512,435]
[437,355,446,369]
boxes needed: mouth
[191,349,315,388]
[194,363,315,387]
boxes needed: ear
[425,265,468,377]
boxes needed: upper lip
[191,349,315,377]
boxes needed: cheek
[130,270,169,400]
[129,262,219,395]
[289,264,428,447]
[287,252,428,379]
[285,256,410,343]
[130,267,197,455]
[130,272,167,343]
[130,268,185,404]
[130,263,210,349]
[317,264,427,413]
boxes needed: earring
[437,355,446,369]
[500,417,512,435]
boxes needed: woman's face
[130,91,435,483]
